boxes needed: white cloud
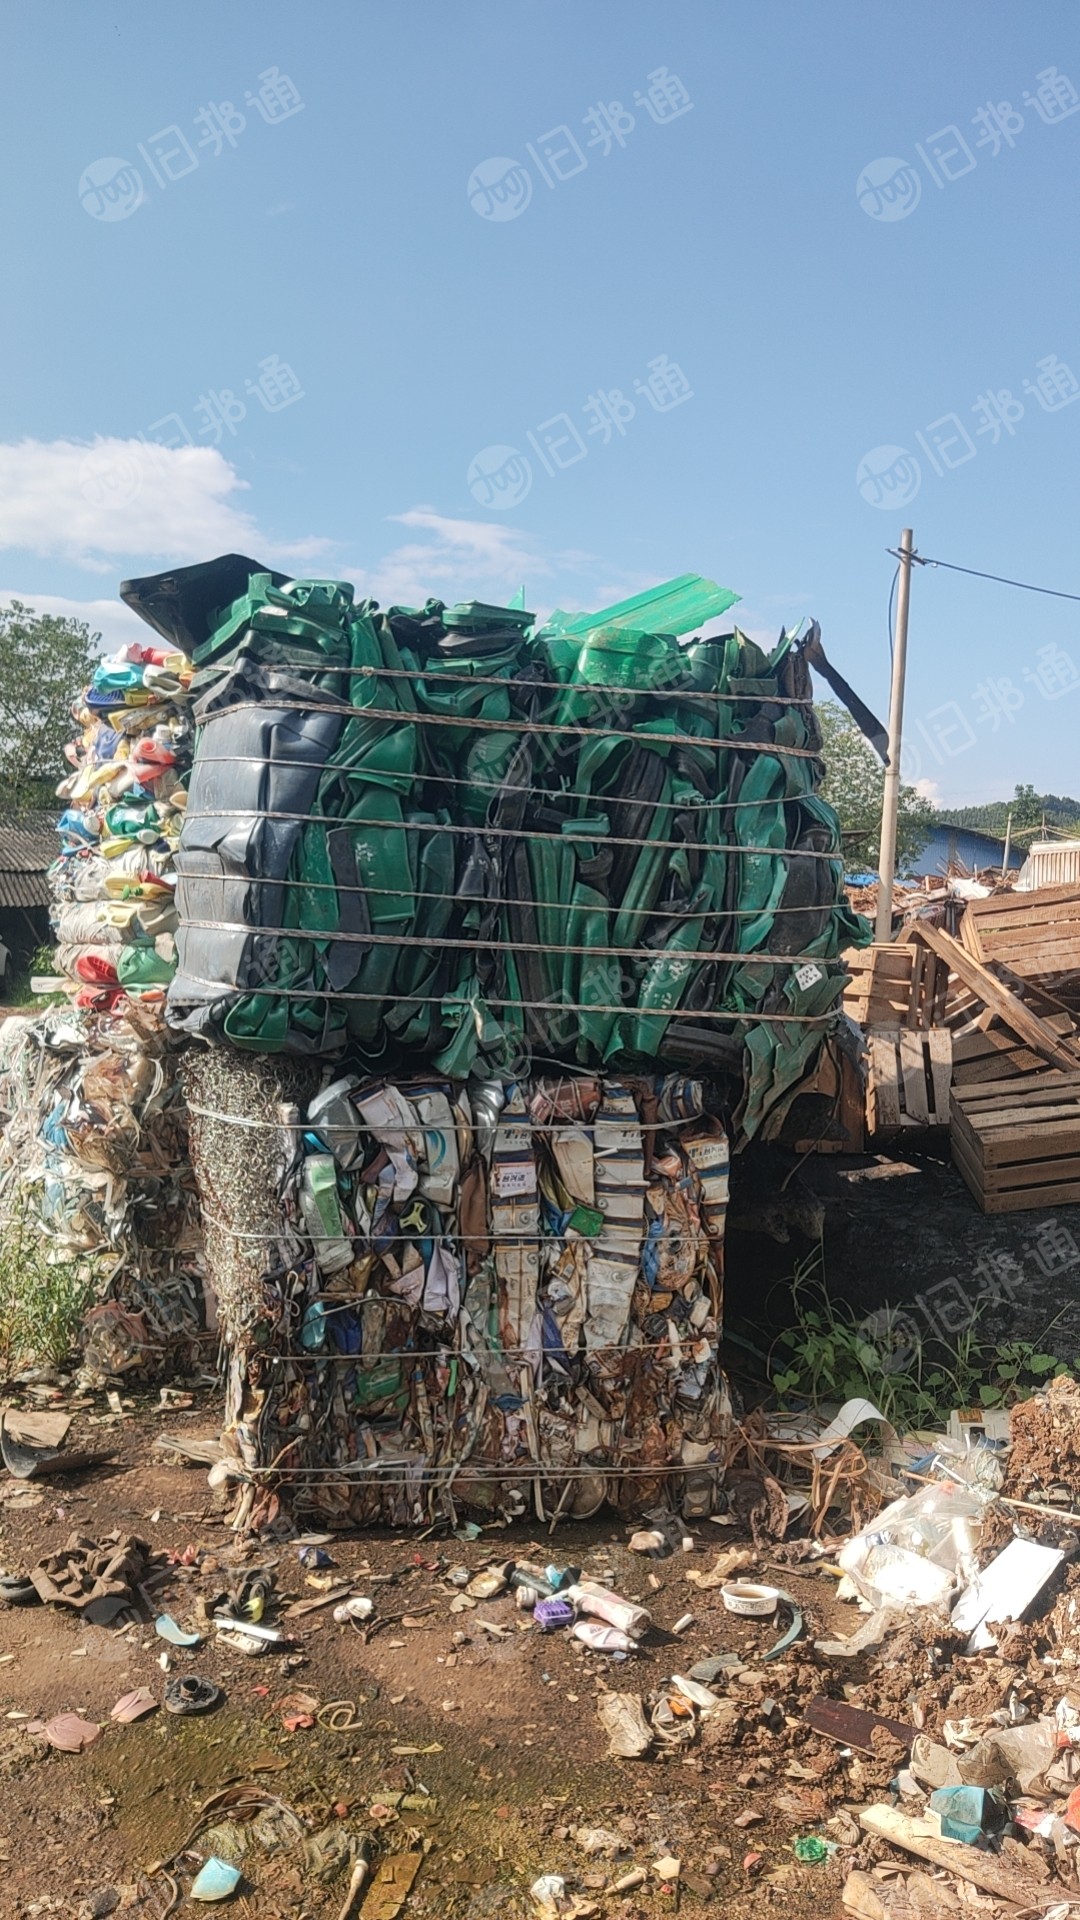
[0,591,146,656]
[914,776,942,804]
[0,437,261,569]
[0,436,330,574]
[343,506,546,608]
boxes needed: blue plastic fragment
[155,1613,203,1648]
[190,1857,241,1901]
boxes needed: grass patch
[0,1210,97,1376]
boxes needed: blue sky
[3,0,1080,806]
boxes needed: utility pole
[1002,809,1013,879]
[876,527,915,943]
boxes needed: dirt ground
[0,1392,869,1920]
[7,1140,1058,1920]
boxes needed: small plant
[976,1339,1070,1408]
[0,1208,96,1375]
[767,1251,1072,1430]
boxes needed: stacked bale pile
[0,639,206,1378]
[110,554,867,1524]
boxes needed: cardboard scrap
[360,1851,423,1920]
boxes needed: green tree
[1009,783,1043,832]
[816,700,935,871]
[0,601,98,812]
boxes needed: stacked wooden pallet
[961,884,1080,1010]
[842,943,949,1030]
[951,1011,1077,1090]
[951,1068,1080,1213]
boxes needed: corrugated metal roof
[1015,839,1080,892]
[0,814,57,910]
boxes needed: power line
[896,550,1080,606]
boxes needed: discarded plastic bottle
[572,1620,637,1654]
[509,1562,555,1599]
[566,1581,651,1640]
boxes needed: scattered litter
[950,1535,1064,1650]
[572,1621,637,1655]
[32,1712,101,1752]
[685,1547,756,1589]
[278,1690,319,1731]
[0,1573,40,1608]
[354,1849,422,1920]
[318,1701,365,1734]
[163,1676,221,1716]
[574,1827,623,1857]
[30,1532,148,1612]
[792,1835,836,1863]
[155,1613,203,1647]
[721,1581,779,1616]
[805,1695,915,1755]
[597,1691,653,1759]
[332,1596,375,1625]
[530,1875,566,1911]
[110,1687,156,1723]
[189,1858,241,1903]
[298,1545,334,1569]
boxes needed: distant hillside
[946,791,1080,835]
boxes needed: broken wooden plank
[858,1802,1055,1906]
[867,1033,901,1133]
[898,1028,928,1123]
[909,922,1080,1072]
[927,1028,951,1122]
[805,1696,915,1754]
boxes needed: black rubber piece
[163,1675,222,1715]
[0,1574,40,1607]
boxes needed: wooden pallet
[951,1068,1080,1212]
[952,1011,1077,1088]
[843,943,949,1030]
[866,1028,952,1134]
[908,922,1080,1073]
[961,885,1080,1006]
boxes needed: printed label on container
[794,962,823,990]
[494,1162,535,1197]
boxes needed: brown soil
[0,1390,857,1920]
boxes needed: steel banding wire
[184,1104,713,1132]
[229,1461,723,1482]
[181,804,844,859]
[185,751,820,811]
[192,696,824,756]
[171,870,855,916]
[169,972,836,1021]
[180,917,845,966]
[194,1213,726,1246]
[351,663,815,701]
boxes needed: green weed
[0,1210,96,1375]
[768,1250,1074,1429]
